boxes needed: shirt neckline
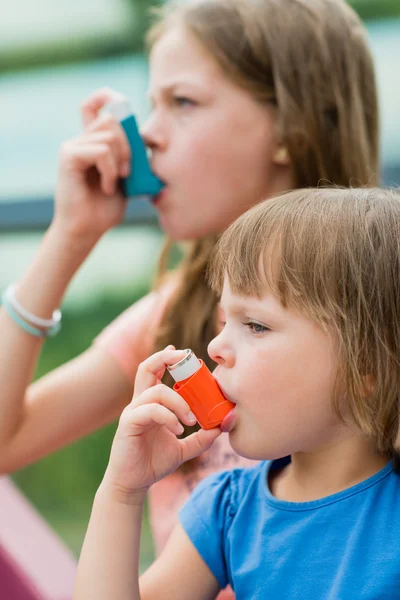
[262,456,394,512]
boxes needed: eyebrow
[146,80,204,100]
[219,293,286,318]
[219,297,257,315]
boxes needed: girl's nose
[140,113,167,152]
[208,331,235,368]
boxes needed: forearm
[74,481,145,600]
[0,347,133,474]
[0,221,95,447]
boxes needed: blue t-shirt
[179,458,400,599]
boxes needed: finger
[134,347,187,398]
[81,87,127,127]
[131,384,197,427]
[95,148,120,195]
[62,142,119,196]
[178,428,222,463]
[120,403,184,437]
[83,116,131,176]
[75,129,130,177]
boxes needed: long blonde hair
[148,0,380,439]
[208,188,400,463]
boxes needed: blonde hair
[148,0,380,442]
[208,187,400,460]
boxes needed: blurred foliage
[126,0,400,23]
[11,287,155,569]
[3,0,400,73]
[1,0,163,73]
[128,0,164,37]
[0,34,140,74]
[350,0,400,20]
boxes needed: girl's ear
[361,374,375,398]
[272,144,291,166]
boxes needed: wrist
[13,220,96,315]
[49,217,100,256]
[96,477,148,508]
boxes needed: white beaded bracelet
[5,284,62,330]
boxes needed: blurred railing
[383,164,400,189]
[0,196,158,233]
[1,164,399,233]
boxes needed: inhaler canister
[167,349,235,430]
[103,99,164,198]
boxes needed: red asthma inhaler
[167,349,235,430]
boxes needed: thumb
[179,427,222,463]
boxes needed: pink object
[0,476,76,599]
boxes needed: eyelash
[173,96,196,107]
[243,321,269,335]
[218,321,269,335]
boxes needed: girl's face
[208,279,349,461]
[142,26,293,240]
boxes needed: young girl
[74,187,400,599]
[0,0,379,590]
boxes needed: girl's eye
[244,321,269,335]
[173,96,196,108]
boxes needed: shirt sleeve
[93,280,176,383]
[179,469,237,589]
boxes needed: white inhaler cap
[167,349,201,383]
[102,99,131,122]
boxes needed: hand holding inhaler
[167,349,235,430]
[103,100,164,199]
[103,347,222,497]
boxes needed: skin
[2,16,387,600]
[210,279,344,461]
[210,280,390,501]
[74,278,390,599]
[0,24,293,472]
[142,26,293,239]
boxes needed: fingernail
[176,423,184,434]
[188,411,197,423]
[165,344,175,350]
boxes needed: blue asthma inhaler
[104,100,164,198]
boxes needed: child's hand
[101,347,222,502]
[52,88,131,246]
[80,87,127,128]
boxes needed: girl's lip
[151,186,167,205]
[217,382,237,432]
[220,407,236,433]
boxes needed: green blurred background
[1,0,400,573]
